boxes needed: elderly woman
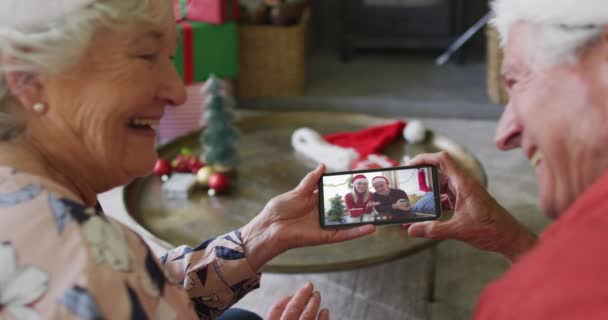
[407,0,608,318]
[0,1,375,319]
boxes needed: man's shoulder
[475,202,608,319]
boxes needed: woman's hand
[406,152,537,262]
[267,283,329,320]
[241,164,376,272]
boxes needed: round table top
[123,111,486,273]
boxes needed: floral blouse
[0,166,261,319]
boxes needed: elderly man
[407,0,608,318]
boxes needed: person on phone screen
[371,176,413,220]
[344,174,374,220]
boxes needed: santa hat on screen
[351,174,368,186]
[372,176,390,186]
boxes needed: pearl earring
[32,103,46,113]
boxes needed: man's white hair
[492,0,608,64]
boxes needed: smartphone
[318,165,441,228]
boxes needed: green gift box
[174,20,238,84]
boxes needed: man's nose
[494,103,523,151]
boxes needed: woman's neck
[0,140,98,206]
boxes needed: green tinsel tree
[200,75,240,169]
[326,194,346,222]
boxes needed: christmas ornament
[208,173,231,194]
[196,166,215,186]
[153,159,172,176]
[403,120,426,144]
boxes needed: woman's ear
[1,53,45,112]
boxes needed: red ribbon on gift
[180,21,194,84]
[225,0,238,20]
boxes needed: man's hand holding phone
[405,152,538,262]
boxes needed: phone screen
[318,165,441,228]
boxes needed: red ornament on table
[153,159,172,176]
[208,173,231,194]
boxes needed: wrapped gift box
[159,80,234,144]
[174,20,238,84]
[174,0,240,25]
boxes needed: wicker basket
[486,26,508,105]
[237,8,310,97]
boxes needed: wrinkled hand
[406,152,537,261]
[241,165,376,271]
[267,283,329,320]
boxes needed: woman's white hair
[0,0,168,140]
[492,0,608,65]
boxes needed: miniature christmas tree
[200,75,240,171]
[326,194,346,222]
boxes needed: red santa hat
[351,174,368,186]
[323,121,406,158]
[372,176,390,186]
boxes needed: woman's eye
[139,54,158,61]
[505,78,517,90]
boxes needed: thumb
[297,164,326,192]
[408,221,449,240]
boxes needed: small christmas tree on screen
[326,194,346,222]
[200,75,240,172]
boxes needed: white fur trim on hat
[372,176,389,185]
[352,175,368,184]
[403,120,426,144]
[291,128,359,172]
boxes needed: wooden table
[123,111,486,277]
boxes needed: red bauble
[190,162,205,174]
[208,173,231,194]
[172,155,190,173]
[153,159,171,176]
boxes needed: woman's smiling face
[32,0,186,188]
